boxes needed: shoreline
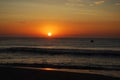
[1,63,120,70]
[0,66,120,80]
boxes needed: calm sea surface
[0,38,120,77]
[0,38,120,50]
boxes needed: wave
[0,47,120,56]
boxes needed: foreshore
[0,66,120,80]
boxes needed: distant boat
[90,40,94,43]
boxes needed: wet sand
[0,66,119,80]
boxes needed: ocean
[0,37,120,77]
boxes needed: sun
[48,32,52,37]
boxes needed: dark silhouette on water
[90,40,94,43]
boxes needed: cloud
[115,2,120,6]
[66,0,117,7]
[94,1,105,5]
[66,0,106,7]
[66,0,85,7]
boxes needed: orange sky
[0,20,120,38]
[0,0,120,38]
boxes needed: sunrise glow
[48,32,52,37]
[0,0,120,38]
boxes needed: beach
[0,66,120,80]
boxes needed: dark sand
[0,66,119,80]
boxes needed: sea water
[0,37,120,77]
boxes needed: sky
[0,0,120,38]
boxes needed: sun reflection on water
[40,68,56,71]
